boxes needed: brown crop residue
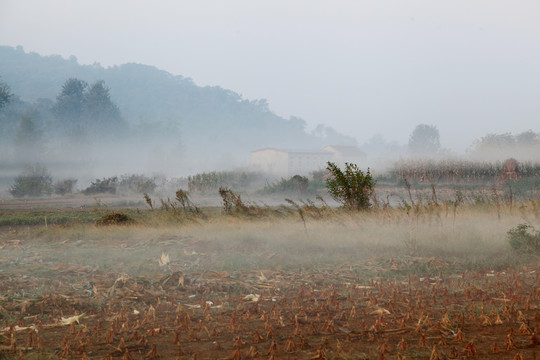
[0,235,538,360]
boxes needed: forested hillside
[0,46,356,186]
[0,46,355,151]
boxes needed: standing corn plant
[325,162,376,211]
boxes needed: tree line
[0,76,126,163]
[405,124,540,161]
[52,78,124,140]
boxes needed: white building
[322,145,367,165]
[251,145,366,178]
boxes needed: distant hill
[0,45,360,189]
[0,46,356,154]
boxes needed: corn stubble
[0,186,539,359]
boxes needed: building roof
[251,148,331,156]
[323,145,366,157]
[250,147,287,154]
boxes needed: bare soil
[0,232,538,360]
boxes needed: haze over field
[2,4,540,360]
[1,0,540,152]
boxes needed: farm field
[0,196,539,360]
[2,2,540,358]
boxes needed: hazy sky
[1,0,539,152]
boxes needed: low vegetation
[95,211,134,226]
[53,178,77,195]
[388,158,540,185]
[82,174,159,195]
[83,176,119,195]
[262,175,310,195]
[188,170,261,193]
[9,164,52,197]
[118,174,158,194]
[507,223,540,253]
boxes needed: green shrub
[9,164,52,197]
[325,162,376,211]
[507,224,540,252]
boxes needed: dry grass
[2,200,537,281]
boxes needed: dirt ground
[0,228,538,360]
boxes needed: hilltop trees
[52,78,86,123]
[471,131,540,152]
[0,78,12,109]
[52,78,87,140]
[0,47,358,155]
[468,130,540,161]
[52,78,124,139]
[0,81,50,163]
[83,80,123,134]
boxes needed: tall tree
[83,80,122,134]
[408,124,441,155]
[51,78,124,139]
[52,78,87,137]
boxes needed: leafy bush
[507,224,540,252]
[53,179,77,195]
[9,164,52,197]
[325,162,376,211]
[83,177,118,195]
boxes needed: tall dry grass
[3,194,538,282]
